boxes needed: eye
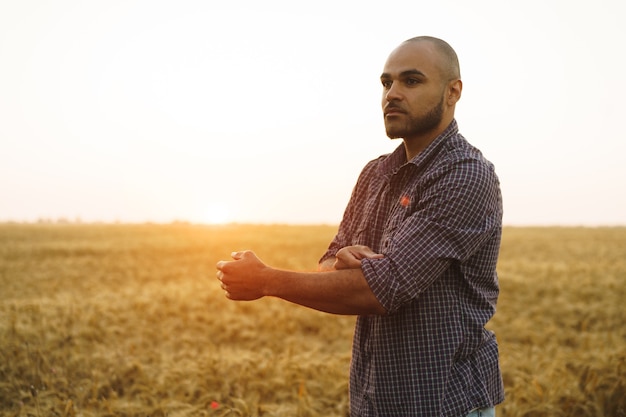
[405,78,421,86]
[381,80,392,89]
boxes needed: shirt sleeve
[318,159,380,265]
[361,154,502,314]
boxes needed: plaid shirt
[320,120,504,416]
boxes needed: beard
[385,94,445,139]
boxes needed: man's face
[380,42,449,141]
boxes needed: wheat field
[0,223,624,417]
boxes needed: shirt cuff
[361,257,397,314]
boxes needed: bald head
[403,36,461,82]
[381,36,463,155]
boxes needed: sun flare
[204,203,231,225]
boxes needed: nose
[384,81,402,102]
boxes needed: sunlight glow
[204,203,231,225]
[0,1,624,226]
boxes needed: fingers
[216,251,249,272]
[334,245,384,270]
[216,268,230,299]
[215,250,265,301]
[215,251,251,300]
[216,262,230,298]
[216,269,225,287]
[352,245,384,260]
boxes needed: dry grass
[0,224,624,416]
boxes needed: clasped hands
[215,245,383,300]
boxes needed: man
[216,36,504,417]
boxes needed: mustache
[384,102,407,114]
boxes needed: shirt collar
[378,119,459,176]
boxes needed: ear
[446,79,462,106]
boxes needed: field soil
[0,224,624,416]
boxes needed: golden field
[0,223,624,417]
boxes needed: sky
[1,0,625,226]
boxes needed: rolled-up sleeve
[361,155,502,314]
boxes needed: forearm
[264,267,386,316]
[318,257,336,272]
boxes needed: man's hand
[334,245,384,270]
[216,251,268,301]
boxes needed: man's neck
[402,118,455,160]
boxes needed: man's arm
[318,245,384,271]
[318,257,336,272]
[216,250,386,316]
